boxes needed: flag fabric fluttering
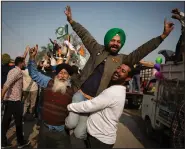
[54,24,87,69]
[64,40,87,69]
[48,43,53,51]
[78,46,85,57]
[55,24,68,39]
[64,40,76,52]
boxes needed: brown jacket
[40,80,74,126]
[70,21,163,95]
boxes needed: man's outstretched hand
[64,6,73,23]
[161,18,174,40]
[171,8,180,15]
[171,8,181,21]
[25,45,30,51]
[29,44,38,60]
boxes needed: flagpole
[66,24,70,62]
[68,34,70,42]
[66,24,70,42]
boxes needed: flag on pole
[64,40,76,52]
[78,45,85,57]
[48,43,53,51]
[55,24,68,39]
[69,34,74,44]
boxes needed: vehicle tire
[145,118,154,137]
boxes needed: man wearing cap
[64,6,174,142]
[27,46,75,148]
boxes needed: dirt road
[114,109,159,148]
[3,109,159,148]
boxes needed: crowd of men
[1,6,185,148]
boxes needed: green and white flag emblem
[55,24,68,39]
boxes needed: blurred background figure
[49,38,60,57]
[132,64,142,92]
[2,53,12,88]
[22,68,38,120]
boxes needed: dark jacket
[49,39,60,54]
[70,21,163,95]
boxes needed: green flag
[48,43,53,50]
[55,24,68,39]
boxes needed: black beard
[109,50,119,55]
[107,46,120,55]
[108,79,126,87]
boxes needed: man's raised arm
[124,18,174,65]
[49,38,54,44]
[67,86,125,113]
[22,45,30,59]
[64,6,103,55]
[67,87,116,113]
[28,45,52,88]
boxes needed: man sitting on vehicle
[171,8,185,63]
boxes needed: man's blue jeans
[133,74,141,92]
[129,79,133,92]
[65,91,89,139]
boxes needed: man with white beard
[27,46,75,148]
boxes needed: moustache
[111,45,119,49]
[60,78,67,81]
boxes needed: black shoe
[17,140,30,148]
[84,139,91,148]
[1,143,12,148]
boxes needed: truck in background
[125,61,155,109]
[141,53,185,143]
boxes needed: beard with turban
[104,28,126,55]
[51,63,73,94]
